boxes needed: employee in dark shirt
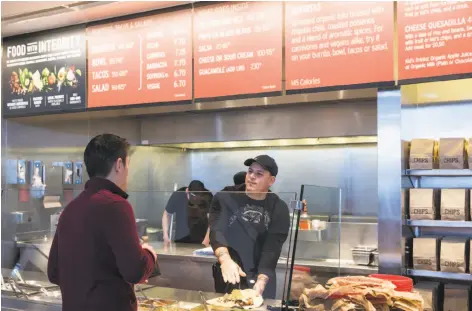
[162,180,213,245]
[47,134,157,311]
[233,171,247,186]
[209,155,290,299]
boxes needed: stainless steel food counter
[2,284,280,311]
[15,239,377,298]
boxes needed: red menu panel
[87,10,192,108]
[285,2,394,90]
[194,2,282,99]
[398,1,472,81]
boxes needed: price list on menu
[398,1,472,81]
[194,2,282,99]
[285,2,394,91]
[87,10,192,108]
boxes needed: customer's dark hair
[84,134,130,178]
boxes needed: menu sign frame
[2,25,87,116]
[398,1,472,84]
[193,1,283,101]
[86,8,193,109]
[285,1,395,94]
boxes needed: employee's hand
[253,274,269,297]
[220,256,246,284]
[163,235,171,245]
[142,243,157,263]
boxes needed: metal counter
[1,285,280,311]
[15,239,377,298]
[16,240,377,275]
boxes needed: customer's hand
[253,274,268,297]
[142,243,157,263]
[220,256,246,284]
[202,236,210,247]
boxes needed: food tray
[17,280,60,291]
[137,297,178,310]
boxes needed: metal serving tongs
[199,291,210,311]
[8,277,29,300]
[135,284,159,311]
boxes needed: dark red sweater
[47,178,155,311]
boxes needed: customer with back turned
[209,155,290,299]
[47,134,157,311]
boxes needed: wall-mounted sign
[193,1,283,99]
[285,1,394,91]
[398,1,472,82]
[87,9,193,108]
[2,27,87,116]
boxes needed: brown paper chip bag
[470,240,472,274]
[401,189,407,219]
[439,138,466,169]
[410,189,437,220]
[413,237,438,271]
[468,138,472,169]
[440,238,467,273]
[443,284,470,311]
[415,282,439,311]
[440,189,469,221]
[409,139,437,169]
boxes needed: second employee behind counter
[209,155,290,299]
[162,180,213,245]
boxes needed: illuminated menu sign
[2,27,86,116]
[194,2,282,99]
[285,2,394,91]
[87,10,192,108]
[398,1,472,81]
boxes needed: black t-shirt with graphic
[209,184,290,280]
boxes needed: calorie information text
[194,1,282,99]
[398,1,472,80]
[87,10,192,108]
[285,1,394,90]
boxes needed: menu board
[2,27,86,116]
[285,2,394,91]
[194,2,282,99]
[87,10,192,108]
[398,1,472,81]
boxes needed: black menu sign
[2,27,87,116]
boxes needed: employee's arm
[209,194,230,252]
[202,192,213,246]
[258,201,290,278]
[103,201,156,284]
[162,210,171,243]
[210,194,246,283]
[47,232,59,285]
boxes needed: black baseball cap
[244,155,278,177]
[233,171,247,185]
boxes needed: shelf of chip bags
[406,220,472,228]
[407,269,472,282]
[403,169,472,177]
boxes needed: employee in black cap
[233,171,247,186]
[162,180,213,245]
[209,155,290,299]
